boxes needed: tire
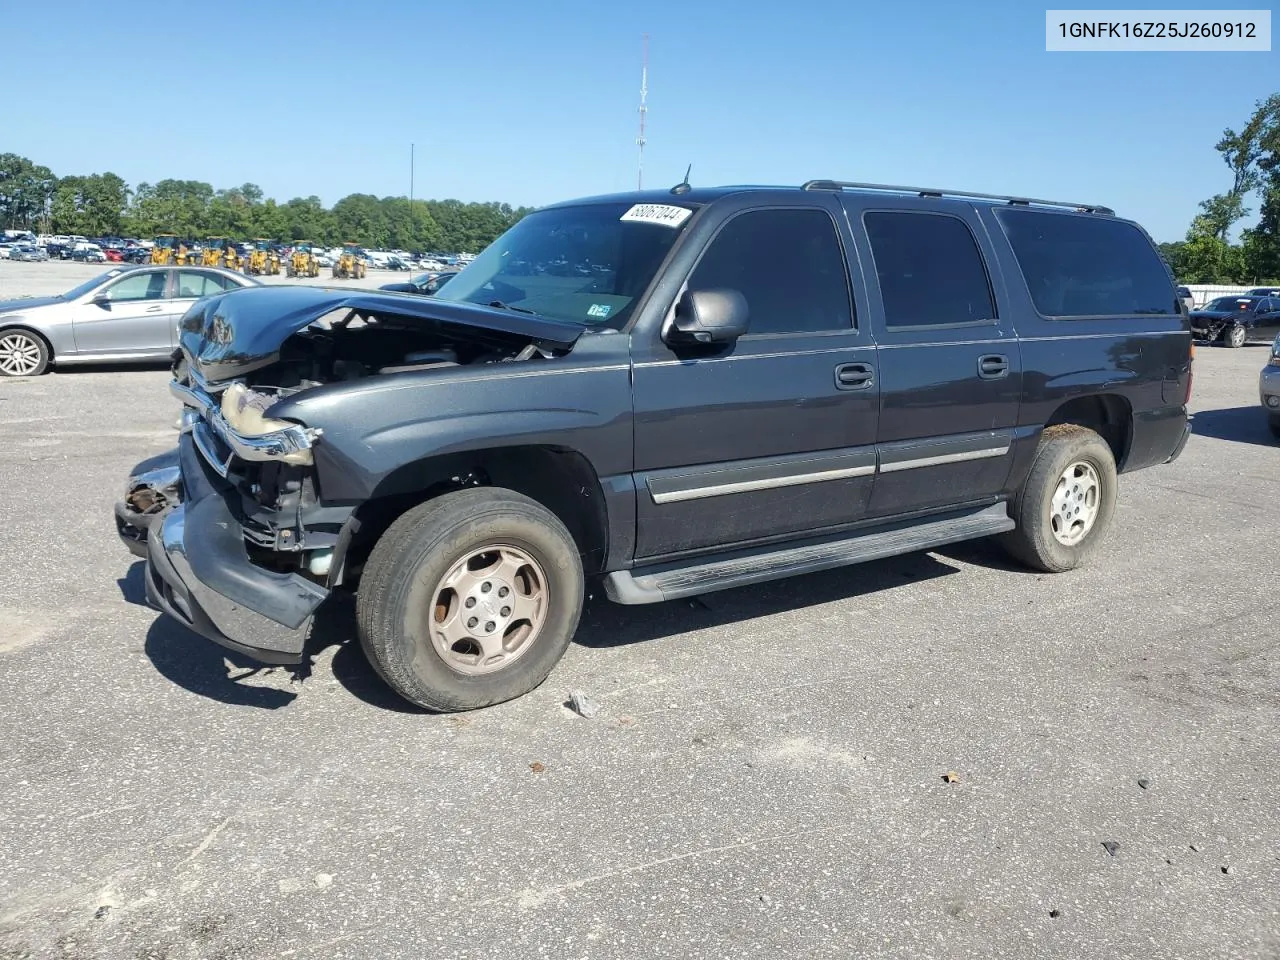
[1000,424,1118,573]
[1222,323,1247,348]
[356,487,585,712]
[0,328,50,377]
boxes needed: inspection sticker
[586,303,612,319]
[620,203,693,228]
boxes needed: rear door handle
[835,362,874,390]
[978,354,1009,379]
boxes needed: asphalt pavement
[1,278,1277,958]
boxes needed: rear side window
[863,212,996,328]
[995,209,1175,317]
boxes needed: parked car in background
[1190,295,1280,347]
[379,270,459,296]
[1262,334,1280,440]
[8,244,49,262]
[0,265,260,377]
[1247,286,1280,298]
[1175,285,1193,312]
[70,244,107,263]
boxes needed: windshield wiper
[486,300,539,316]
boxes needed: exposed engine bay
[182,308,561,396]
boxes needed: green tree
[50,172,128,235]
[0,154,56,230]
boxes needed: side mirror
[91,292,111,306]
[665,288,749,345]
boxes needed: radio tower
[637,34,649,191]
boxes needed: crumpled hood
[177,285,585,383]
[0,296,64,315]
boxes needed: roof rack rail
[800,180,1114,215]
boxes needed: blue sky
[4,0,1276,241]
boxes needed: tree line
[0,154,535,253]
[1158,92,1280,284]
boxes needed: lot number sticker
[620,204,693,228]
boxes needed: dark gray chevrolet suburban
[116,179,1193,712]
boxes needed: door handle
[834,362,874,390]
[978,354,1009,379]
[146,305,164,313]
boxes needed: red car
[104,249,124,262]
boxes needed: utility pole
[637,34,648,191]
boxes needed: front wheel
[357,487,584,712]
[1000,424,1118,573]
[0,329,50,377]
[1222,323,1247,348]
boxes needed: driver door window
[685,208,854,335]
[105,271,169,302]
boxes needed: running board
[604,503,1014,605]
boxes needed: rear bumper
[1165,421,1191,464]
[120,437,328,664]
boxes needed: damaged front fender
[115,448,183,557]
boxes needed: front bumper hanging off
[116,437,327,664]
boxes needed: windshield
[1205,297,1255,312]
[61,268,130,300]
[156,236,176,248]
[432,201,695,328]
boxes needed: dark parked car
[117,179,1192,712]
[1246,286,1280,297]
[379,270,459,296]
[1175,285,1193,312]
[1189,295,1280,347]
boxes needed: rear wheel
[0,329,50,377]
[1000,424,1118,573]
[357,488,584,712]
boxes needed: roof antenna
[670,164,692,195]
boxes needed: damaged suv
[117,181,1192,712]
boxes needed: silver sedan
[0,265,260,376]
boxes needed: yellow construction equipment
[287,241,321,278]
[332,242,367,280]
[246,239,282,276]
[201,237,242,272]
[150,234,192,265]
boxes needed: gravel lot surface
[1,266,1277,958]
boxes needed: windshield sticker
[586,303,612,319]
[620,203,692,228]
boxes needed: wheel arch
[0,323,55,367]
[1044,393,1133,469]
[329,443,610,588]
